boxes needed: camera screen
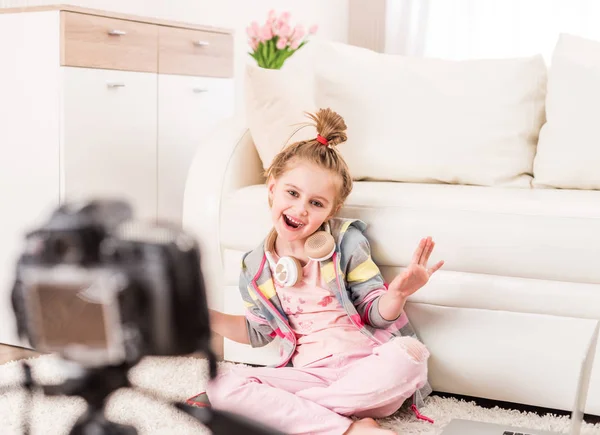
[29,282,109,350]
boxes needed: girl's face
[268,161,340,245]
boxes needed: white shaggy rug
[1,354,599,434]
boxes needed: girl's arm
[343,228,443,327]
[209,309,251,345]
[343,227,399,328]
[378,293,408,321]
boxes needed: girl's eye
[288,190,299,197]
[311,200,323,208]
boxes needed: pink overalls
[206,259,429,435]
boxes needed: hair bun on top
[306,108,347,148]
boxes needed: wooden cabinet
[0,5,234,346]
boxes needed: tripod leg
[22,362,34,435]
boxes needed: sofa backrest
[245,34,600,191]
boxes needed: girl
[207,108,444,435]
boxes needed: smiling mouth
[283,214,305,229]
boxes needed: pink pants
[206,336,429,435]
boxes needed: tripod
[1,355,285,435]
[43,363,137,435]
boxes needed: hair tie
[316,134,328,145]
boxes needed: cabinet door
[62,67,158,221]
[157,75,234,224]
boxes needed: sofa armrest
[182,116,264,311]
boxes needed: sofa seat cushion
[220,182,600,284]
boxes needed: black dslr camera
[11,199,213,370]
[6,200,283,435]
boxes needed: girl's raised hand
[387,236,444,300]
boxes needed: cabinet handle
[193,40,210,47]
[108,29,127,36]
[107,82,126,88]
[193,87,209,93]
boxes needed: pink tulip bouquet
[247,10,318,69]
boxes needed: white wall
[1,0,350,111]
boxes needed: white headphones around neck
[265,222,336,287]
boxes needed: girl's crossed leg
[206,337,429,435]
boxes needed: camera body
[11,200,212,368]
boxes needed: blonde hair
[265,108,352,211]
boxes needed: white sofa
[182,35,600,415]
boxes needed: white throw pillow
[533,33,600,190]
[244,41,362,172]
[244,49,317,172]
[313,43,547,186]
